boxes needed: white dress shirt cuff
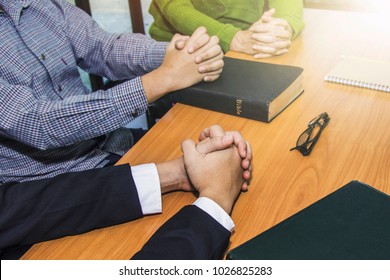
[193,197,235,232]
[131,163,162,215]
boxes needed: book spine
[324,76,390,93]
[173,87,269,122]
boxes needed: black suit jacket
[132,205,231,260]
[0,165,231,259]
[0,164,143,259]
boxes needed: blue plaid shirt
[0,0,167,183]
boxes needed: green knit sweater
[149,0,305,52]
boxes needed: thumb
[174,40,186,50]
[261,8,275,22]
[263,8,275,17]
[170,34,187,50]
[196,135,234,154]
[181,139,199,165]
[174,35,190,50]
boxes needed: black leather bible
[227,181,390,260]
[170,57,304,123]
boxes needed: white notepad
[324,56,390,93]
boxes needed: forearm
[154,0,239,52]
[141,67,175,103]
[63,0,167,79]
[99,33,168,81]
[0,79,148,149]
[0,165,143,250]
[155,157,189,194]
[132,205,231,260]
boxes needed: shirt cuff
[145,41,168,70]
[193,197,235,232]
[131,163,162,215]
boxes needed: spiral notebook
[324,56,390,93]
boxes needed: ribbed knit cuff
[216,24,241,53]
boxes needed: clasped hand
[230,9,292,59]
[162,26,224,90]
[250,8,292,59]
[182,125,252,214]
[143,27,224,103]
[157,125,252,215]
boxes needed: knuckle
[211,124,221,130]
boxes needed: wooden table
[22,8,390,259]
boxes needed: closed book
[227,181,390,260]
[170,57,304,122]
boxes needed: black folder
[227,181,390,260]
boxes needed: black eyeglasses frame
[290,112,330,156]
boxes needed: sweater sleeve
[151,0,240,52]
[271,0,305,39]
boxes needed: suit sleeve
[0,164,143,255]
[131,205,231,260]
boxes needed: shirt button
[131,109,138,117]
[40,53,46,60]
[58,85,62,92]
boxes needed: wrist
[141,68,174,103]
[287,24,293,40]
[230,30,255,55]
[156,157,189,194]
[230,31,244,53]
[199,190,233,214]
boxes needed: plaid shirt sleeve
[62,0,167,80]
[0,0,168,150]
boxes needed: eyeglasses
[290,112,330,156]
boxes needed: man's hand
[142,27,224,102]
[155,125,252,196]
[182,139,243,214]
[174,27,224,82]
[197,125,252,191]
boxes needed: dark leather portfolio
[227,181,390,260]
